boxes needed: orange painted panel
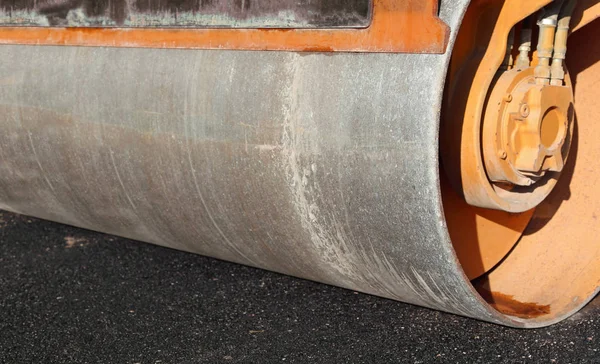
[0,0,449,53]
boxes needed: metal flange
[481,67,574,212]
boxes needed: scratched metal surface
[0,0,370,27]
[0,0,552,327]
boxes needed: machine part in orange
[441,175,534,281]
[442,0,554,213]
[440,0,552,280]
[0,0,598,328]
[480,67,574,211]
[442,0,600,324]
[472,19,600,324]
[441,0,579,213]
[0,0,450,54]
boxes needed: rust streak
[478,288,551,319]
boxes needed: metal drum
[0,0,598,327]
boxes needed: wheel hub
[483,68,574,191]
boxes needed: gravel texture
[0,210,598,363]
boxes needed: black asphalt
[1,210,598,363]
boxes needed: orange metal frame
[0,0,449,53]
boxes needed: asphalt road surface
[1,210,598,363]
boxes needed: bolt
[498,150,507,160]
[504,94,513,103]
[520,103,530,118]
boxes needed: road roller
[0,0,598,327]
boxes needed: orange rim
[443,0,600,322]
[441,0,549,280]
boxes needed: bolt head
[519,104,530,118]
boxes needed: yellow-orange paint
[0,0,449,53]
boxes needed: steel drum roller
[0,0,598,327]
